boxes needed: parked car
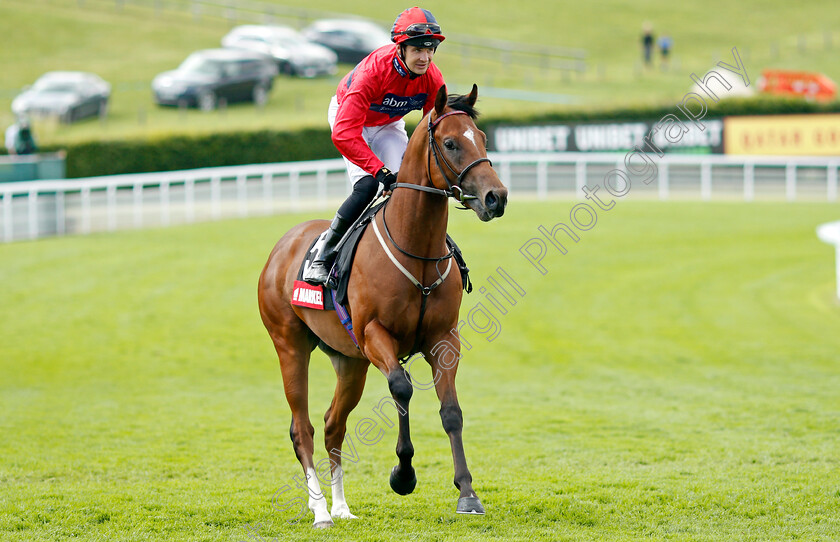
[152,49,278,111]
[301,19,391,64]
[11,71,111,123]
[221,25,337,78]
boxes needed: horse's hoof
[456,496,485,515]
[313,520,334,529]
[389,465,417,495]
[330,505,358,519]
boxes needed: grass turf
[1,199,839,540]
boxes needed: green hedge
[52,128,339,178]
[15,97,840,178]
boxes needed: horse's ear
[434,84,447,115]
[468,84,478,107]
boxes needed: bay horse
[257,84,507,528]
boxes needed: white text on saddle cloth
[291,281,325,310]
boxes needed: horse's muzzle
[483,188,508,219]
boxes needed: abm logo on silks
[370,93,428,118]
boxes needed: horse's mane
[447,94,479,119]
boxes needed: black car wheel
[279,61,295,76]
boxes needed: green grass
[2,0,840,145]
[2,199,840,541]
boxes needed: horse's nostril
[485,192,498,210]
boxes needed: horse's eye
[444,139,457,151]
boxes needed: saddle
[291,201,473,343]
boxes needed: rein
[375,109,489,362]
[374,199,453,363]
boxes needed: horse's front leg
[425,345,485,515]
[362,321,417,495]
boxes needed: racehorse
[257,84,508,528]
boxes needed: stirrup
[304,260,331,285]
[303,214,348,286]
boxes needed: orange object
[758,70,837,101]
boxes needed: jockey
[303,6,446,285]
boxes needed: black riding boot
[304,214,351,286]
[304,174,380,285]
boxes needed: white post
[185,177,195,223]
[536,160,547,200]
[262,172,273,215]
[133,182,143,229]
[290,170,300,212]
[160,181,170,227]
[2,192,12,242]
[107,184,117,231]
[81,186,91,234]
[501,161,512,192]
[616,159,627,199]
[574,160,585,195]
[317,169,327,210]
[701,162,712,201]
[786,163,796,202]
[744,162,755,202]
[817,221,840,301]
[28,190,39,240]
[210,176,221,220]
[236,174,247,218]
[658,162,669,200]
[56,191,66,236]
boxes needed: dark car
[222,25,337,78]
[301,19,391,64]
[12,71,111,123]
[152,49,278,110]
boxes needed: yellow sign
[725,114,840,155]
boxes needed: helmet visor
[398,22,442,38]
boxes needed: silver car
[222,25,337,78]
[301,19,391,65]
[12,71,111,123]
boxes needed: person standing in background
[4,117,38,155]
[641,22,655,67]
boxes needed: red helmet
[391,7,445,46]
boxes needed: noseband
[392,110,492,206]
[377,109,490,361]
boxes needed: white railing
[1,153,838,243]
[0,159,349,243]
[492,152,839,203]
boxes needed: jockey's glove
[376,167,397,191]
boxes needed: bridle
[382,107,494,266]
[391,109,492,206]
[374,108,490,361]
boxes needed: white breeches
[328,95,409,186]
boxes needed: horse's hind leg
[266,317,333,528]
[322,350,369,519]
